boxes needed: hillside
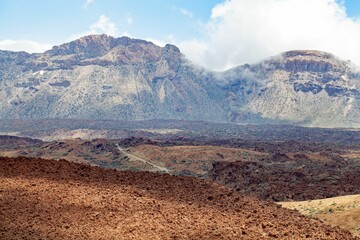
[220,50,360,127]
[210,154,360,201]
[1,35,360,127]
[0,156,357,239]
[280,194,360,237]
[0,35,226,122]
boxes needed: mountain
[0,34,360,127]
[0,34,226,122]
[220,50,360,127]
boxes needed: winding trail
[116,144,170,173]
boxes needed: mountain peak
[2,34,360,127]
[264,50,349,73]
[163,44,180,53]
[46,34,114,56]
[282,50,335,59]
[74,34,118,49]
[45,34,156,57]
[78,34,113,41]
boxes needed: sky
[1,0,360,70]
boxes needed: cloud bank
[0,39,52,53]
[87,15,118,37]
[69,15,119,41]
[0,15,119,53]
[2,0,360,71]
[84,0,94,9]
[179,0,360,71]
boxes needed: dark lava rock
[294,82,323,94]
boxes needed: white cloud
[89,15,118,36]
[127,16,133,24]
[1,15,120,53]
[178,40,208,67]
[0,39,52,53]
[122,31,132,38]
[179,0,360,71]
[145,34,176,47]
[70,15,119,40]
[145,38,166,47]
[179,8,193,18]
[83,0,94,9]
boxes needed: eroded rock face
[0,34,226,122]
[280,51,342,72]
[294,82,323,94]
[273,51,355,97]
[221,50,360,127]
[1,36,360,127]
[46,35,151,58]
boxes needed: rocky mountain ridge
[1,34,359,127]
[220,50,360,126]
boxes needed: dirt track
[0,157,358,239]
[116,144,170,173]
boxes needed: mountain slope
[1,35,360,127]
[280,194,360,237]
[0,34,226,121]
[0,156,357,239]
[220,50,360,127]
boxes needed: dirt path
[116,144,170,173]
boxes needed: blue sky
[345,0,360,17]
[1,0,360,70]
[0,0,221,44]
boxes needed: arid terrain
[2,2,360,238]
[129,144,266,177]
[1,123,360,238]
[280,194,360,237]
[210,154,360,201]
[1,156,358,239]
[1,135,359,200]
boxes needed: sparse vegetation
[280,194,360,237]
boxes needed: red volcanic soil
[0,157,358,239]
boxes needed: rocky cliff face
[0,35,360,127]
[0,35,226,121]
[219,50,360,127]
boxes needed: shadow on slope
[0,157,358,239]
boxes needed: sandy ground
[280,194,360,237]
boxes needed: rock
[1,36,360,127]
[294,82,323,94]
